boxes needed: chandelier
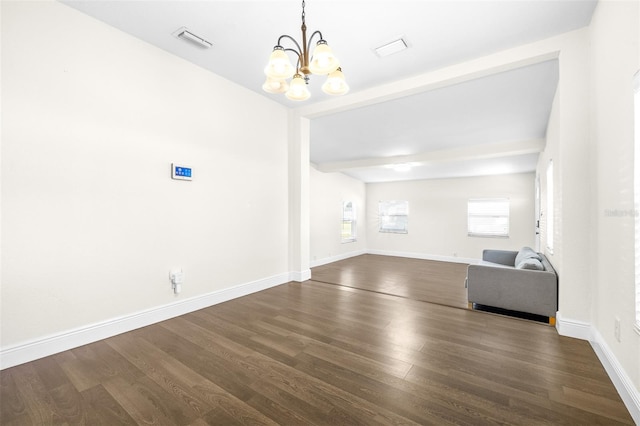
[262,0,348,101]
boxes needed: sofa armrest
[467,264,558,318]
[482,249,518,266]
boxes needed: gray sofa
[466,247,558,324]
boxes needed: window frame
[467,198,510,238]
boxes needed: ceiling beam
[294,26,585,120]
[316,138,545,173]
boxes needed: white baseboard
[590,328,640,424]
[555,311,592,340]
[0,272,292,370]
[310,249,367,268]
[556,313,640,423]
[366,249,478,265]
[290,268,312,282]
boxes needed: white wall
[366,173,536,261]
[288,115,311,280]
[536,0,639,414]
[310,167,367,266]
[537,88,562,273]
[589,0,640,400]
[533,28,591,327]
[1,1,290,352]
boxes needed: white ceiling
[60,0,597,182]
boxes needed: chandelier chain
[301,0,306,25]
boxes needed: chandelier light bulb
[309,41,340,75]
[285,74,311,101]
[264,47,295,80]
[262,76,289,94]
[322,67,349,95]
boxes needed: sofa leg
[549,316,556,326]
[468,302,473,310]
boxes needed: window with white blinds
[467,198,509,238]
[633,70,640,333]
[379,200,409,234]
[547,160,554,254]
[341,201,356,243]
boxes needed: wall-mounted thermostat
[171,163,192,181]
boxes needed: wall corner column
[288,111,311,282]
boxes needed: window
[379,200,409,233]
[535,175,541,251]
[467,198,510,237]
[634,70,640,333]
[341,201,356,243]
[547,159,554,253]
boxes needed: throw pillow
[516,258,544,270]
[515,246,541,266]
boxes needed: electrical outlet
[614,317,621,342]
[170,269,184,295]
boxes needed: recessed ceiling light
[392,163,413,172]
[374,37,408,58]
[172,26,212,49]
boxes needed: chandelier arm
[277,35,303,56]
[306,30,324,53]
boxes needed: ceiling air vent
[172,27,212,49]
[374,37,408,58]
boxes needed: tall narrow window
[379,200,409,234]
[341,201,356,243]
[634,70,640,333]
[467,198,510,237]
[546,159,554,254]
[535,175,541,251]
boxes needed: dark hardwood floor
[1,257,634,424]
[312,254,470,309]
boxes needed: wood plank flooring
[312,254,470,309]
[1,258,634,424]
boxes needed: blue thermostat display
[171,163,192,181]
